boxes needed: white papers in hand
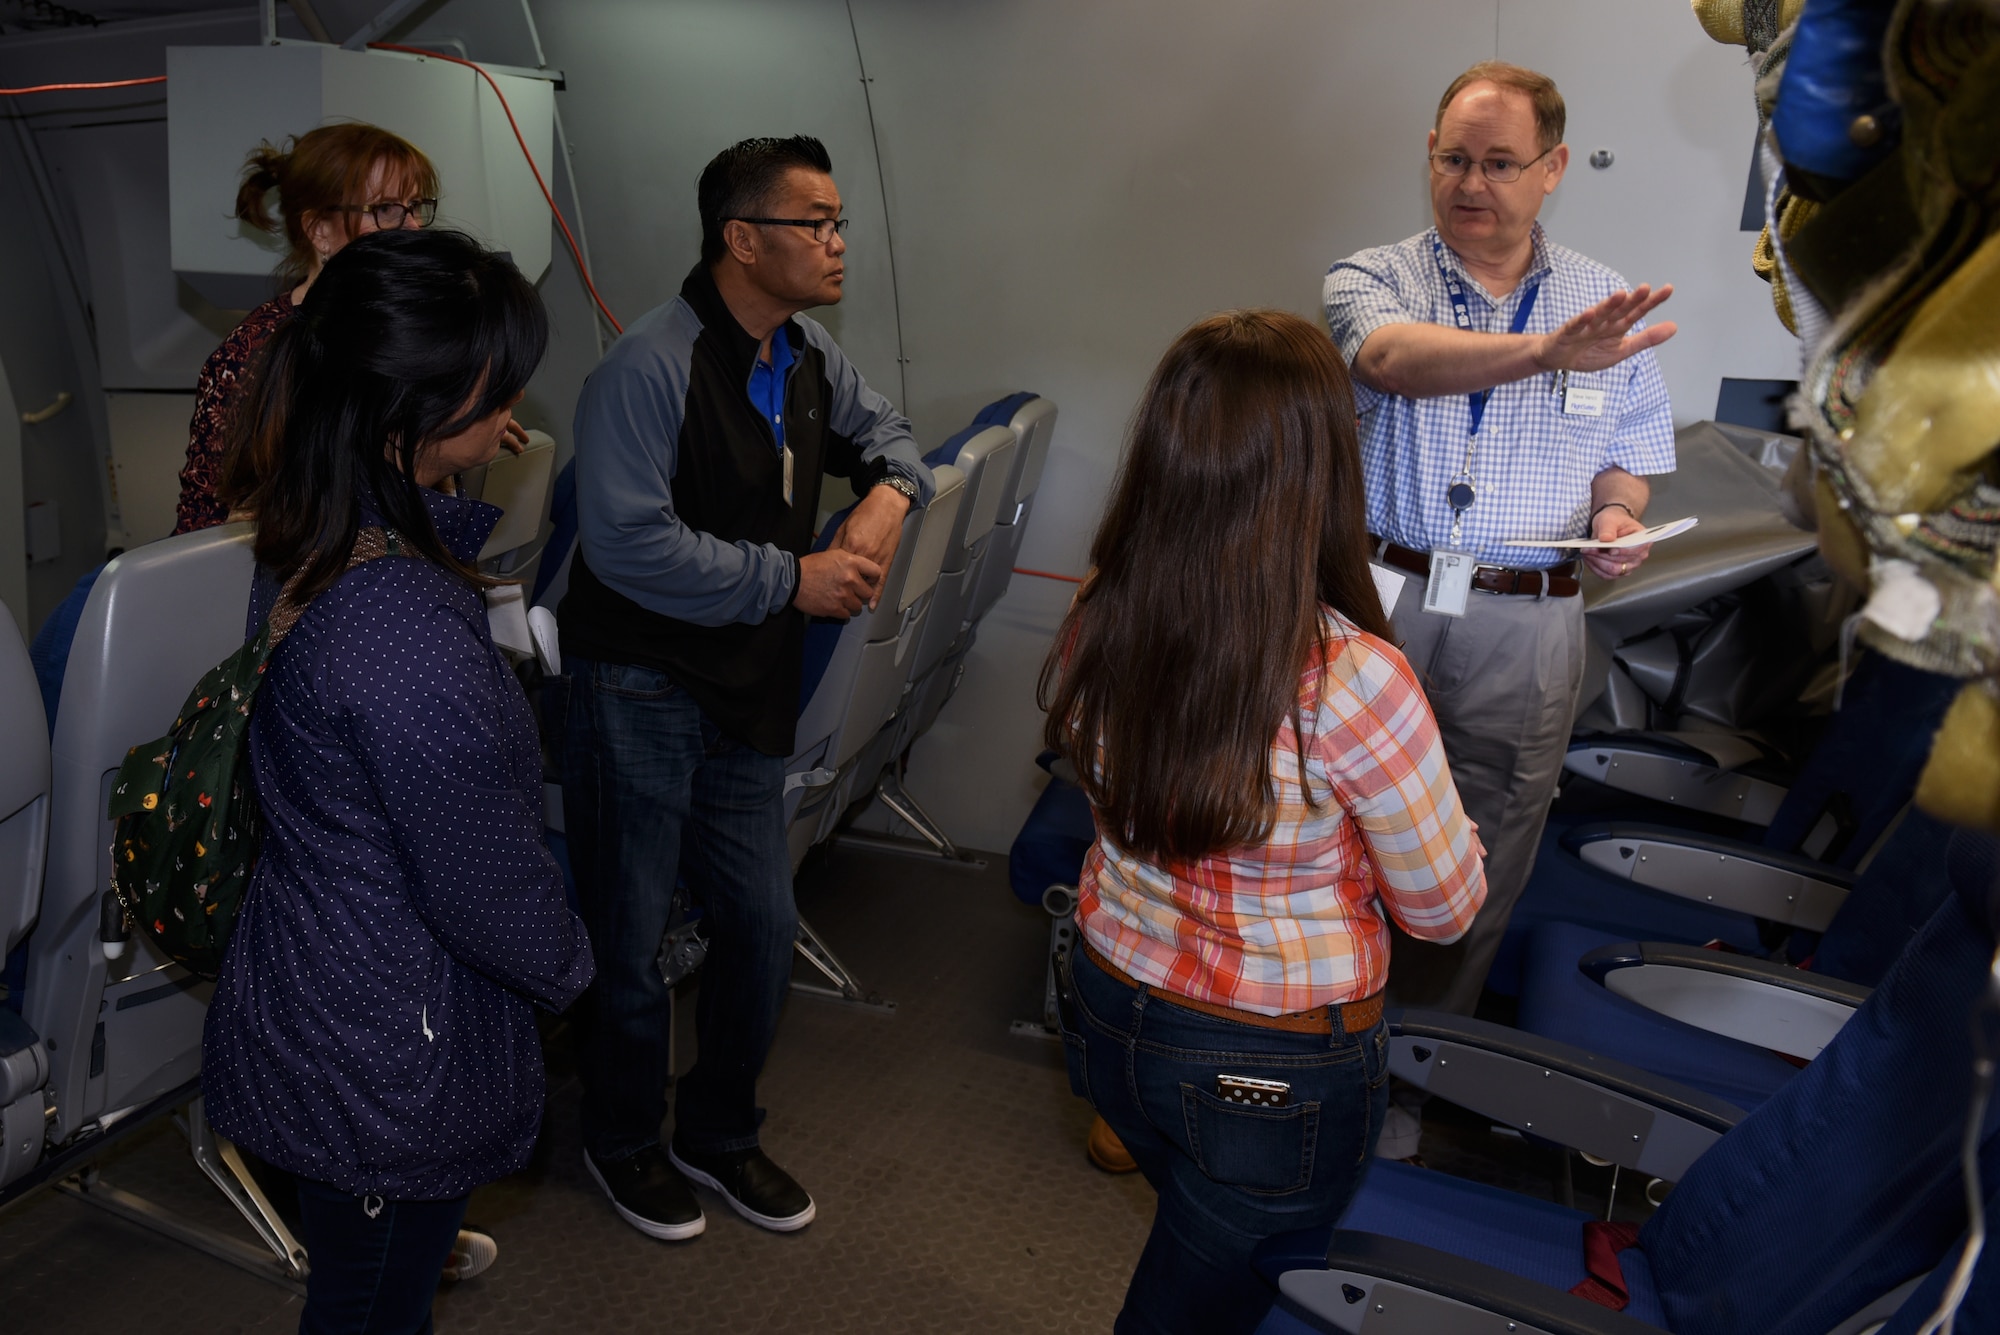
[1503,516,1699,550]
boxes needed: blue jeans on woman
[562,657,798,1161]
[1059,945,1390,1335]
[294,1178,468,1334]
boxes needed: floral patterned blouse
[173,292,295,535]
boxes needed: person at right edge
[1323,62,1679,1159]
[1046,309,1487,1335]
[558,135,932,1242]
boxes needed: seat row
[1008,638,1997,1332]
[0,432,562,1278]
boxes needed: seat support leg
[185,1097,309,1278]
[53,1095,307,1293]
[833,769,988,870]
[1009,911,1075,1043]
[791,914,896,1016]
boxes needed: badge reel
[1424,478,1477,619]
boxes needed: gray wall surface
[0,0,1795,851]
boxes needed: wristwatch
[873,473,921,506]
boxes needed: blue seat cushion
[1008,776,1095,907]
[1340,1160,1667,1327]
[1489,825,1766,996]
[1517,921,1795,1111]
[923,423,987,470]
[973,390,1039,429]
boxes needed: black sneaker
[584,1146,706,1241]
[668,1142,816,1232]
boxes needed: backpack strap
[268,526,404,650]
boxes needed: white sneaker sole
[583,1152,706,1241]
[668,1147,816,1232]
[441,1228,497,1281]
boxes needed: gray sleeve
[800,318,935,505]
[572,328,796,626]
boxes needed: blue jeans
[1059,946,1390,1335]
[294,1178,467,1335]
[562,658,798,1161]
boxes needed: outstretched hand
[1533,284,1677,374]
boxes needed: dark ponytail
[223,228,548,602]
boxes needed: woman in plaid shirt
[1043,309,1486,1335]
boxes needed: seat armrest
[1564,821,1853,931]
[1274,1230,1660,1335]
[1390,1010,1742,1181]
[1579,942,1869,1061]
[1562,735,1788,825]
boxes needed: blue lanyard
[1431,235,1540,439]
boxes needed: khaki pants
[1381,579,1587,1015]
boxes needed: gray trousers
[1381,578,1587,1015]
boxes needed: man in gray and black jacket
[560,135,932,1243]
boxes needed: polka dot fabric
[201,487,594,1199]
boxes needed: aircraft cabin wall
[0,0,1798,854]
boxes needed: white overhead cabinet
[167,42,555,310]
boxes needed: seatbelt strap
[1568,1220,1644,1310]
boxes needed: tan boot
[1086,1115,1138,1174]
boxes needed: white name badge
[1563,386,1606,417]
[1368,561,1407,619]
[1423,549,1476,618]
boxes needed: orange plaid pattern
[1077,614,1487,1017]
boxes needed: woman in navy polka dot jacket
[199,227,594,1332]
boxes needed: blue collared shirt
[1324,225,1676,567]
[748,322,796,453]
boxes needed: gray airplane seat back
[0,602,52,1192]
[906,426,1017,691]
[24,524,256,1144]
[966,396,1057,627]
[0,602,50,960]
[787,497,934,833]
[824,466,963,778]
[784,473,964,851]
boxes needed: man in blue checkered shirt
[1325,60,1678,1027]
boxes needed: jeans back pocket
[1180,1084,1319,1195]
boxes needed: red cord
[0,76,166,95]
[369,44,622,335]
[1014,567,1082,583]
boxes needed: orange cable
[0,76,166,95]
[369,44,623,335]
[1014,567,1082,583]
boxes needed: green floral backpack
[106,529,399,977]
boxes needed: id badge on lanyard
[1427,235,1539,618]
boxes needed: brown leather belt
[1371,537,1581,599]
[1082,940,1384,1035]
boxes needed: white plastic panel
[169,44,554,309]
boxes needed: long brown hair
[235,121,439,289]
[1039,309,1393,863]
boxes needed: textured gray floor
[0,841,1633,1332]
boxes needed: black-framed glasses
[731,216,850,245]
[1428,148,1554,183]
[329,198,439,229]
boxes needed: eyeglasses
[329,198,439,229]
[731,216,850,245]
[1428,148,1554,183]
